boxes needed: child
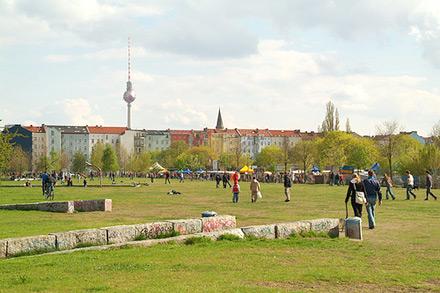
[232,182,240,203]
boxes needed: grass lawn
[0,180,439,292]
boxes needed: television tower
[123,37,136,129]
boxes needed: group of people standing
[345,169,438,230]
[230,172,262,203]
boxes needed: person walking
[222,172,231,189]
[382,173,396,200]
[425,170,438,200]
[250,176,261,203]
[329,171,334,186]
[283,172,292,202]
[232,182,240,203]
[179,172,184,183]
[406,170,417,200]
[215,173,221,188]
[363,170,382,229]
[345,173,364,218]
[165,171,171,184]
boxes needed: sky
[1,0,440,136]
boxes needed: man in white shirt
[406,170,417,200]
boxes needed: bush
[155,230,180,239]
[184,237,212,245]
[217,234,241,241]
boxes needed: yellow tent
[239,165,254,174]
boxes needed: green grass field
[0,180,439,292]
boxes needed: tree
[321,100,339,132]
[116,145,129,172]
[292,140,317,179]
[0,131,15,174]
[91,142,105,169]
[393,135,422,175]
[431,120,440,147]
[102,144,119,173]
[376,121,401,176]
[346,137,379,170]
[59,151,70,171]
[35,155,50,173]
[157,141,189,168]
[49,150,60,171]
[219,152,233,170]
[316,131,352,170]
[128,151,152,173]
[8,146,31,174]
[71,151,87,174]
[280,138,294,172]
[345,118,352,133]
[335,109,340,131]
[255,145,283,172]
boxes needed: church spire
[215,108,224,130]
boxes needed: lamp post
[86,162,102,187]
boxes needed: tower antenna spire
[128,37,131,81]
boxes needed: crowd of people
[345,169,437,230]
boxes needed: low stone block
[7,235,56,256]
[38,201,75,213]
[276,221,311,239]
[104,225,141,244]
[0,240,7,258]
[201,215,236,232]
[51,229,107,250]
[138,222,174,239]
[167,218,202,235]
[345,217,362,240]
[309,218,340,237]
[241,225,276,239]
[73,199,112,212]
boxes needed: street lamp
[86,161,102,187]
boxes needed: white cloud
[62,98,104,125]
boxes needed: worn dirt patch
[254,280,430,292]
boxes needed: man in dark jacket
[283,172,292,202]
[362,170,382,229]
[425,170,438,200]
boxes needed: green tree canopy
[255,145,283,172]
[91,142,105,169]
[292,140,317,175]
[102,144,119,172]
[8,146,31,174]
[71,151,87,174]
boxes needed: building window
[92,139,94,143]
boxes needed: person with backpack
[283,172,292,202]
[363,170,382,229]
[232,182,240,203]
[345,173,365,217]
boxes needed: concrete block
[276,221,312,238]
[51,229,107,250]
[201,215,236,232]
[241,225,276,239]
[138,222,174,239]
[0,240,7,258]
[39,201,75,213]
[167,218,202,235]
[309,218,340,237]
[345,217,363,240]
[73,199,112,212]
[7,235,56,257]
[104,225,141,244]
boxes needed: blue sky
[1,0,440,136]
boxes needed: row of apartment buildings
[5,124,319,170]
[5,109,429,171]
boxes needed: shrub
[217,234,241,241]
[155,230,180,239]
[184,237,212,245]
